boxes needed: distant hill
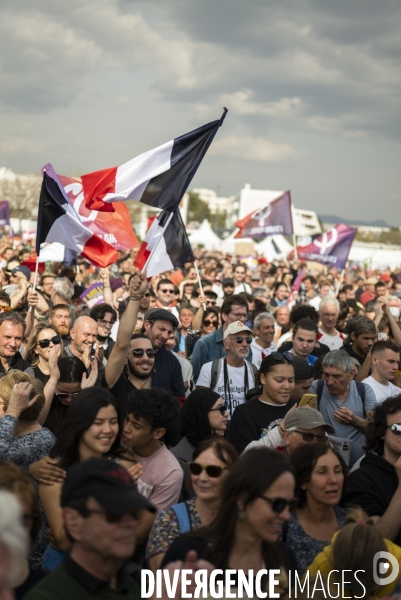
[318,214,391,228]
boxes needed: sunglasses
[233,336,253,344]
[188,462,227,478]
[292,430,327,443]
[82,508,140,523]
[55,391,80,400]
[203,319,218,328]
[388,423,401,435]
[131,349,157,357]
[258,496,297,513]
[209,404,227,416]
[37,336,61,348]
[160,289,174,294]
[97,319,115,327]
[0,306,12,312]
[269,351,294,362]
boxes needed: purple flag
[0,200,10,226]
[295,224,357,269]
[235,190,293,238]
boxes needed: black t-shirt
[229,395,296,454]
[342,452,401,545]
[33,366,50,385]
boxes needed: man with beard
[49,304,73,343]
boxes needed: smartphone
[378,332,388,340]
[298,394,317,408]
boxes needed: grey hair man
[318,297,345,351]
[310,350,377,466]
[51,277,74,306]
[250,312,277,368]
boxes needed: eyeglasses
[230,312,249,320]
[188,462,227,478]
[388,423,401,436]
[37,336,61,348]
[292,430,328,443]
[209,404,227,416]
[97,319,115,327]
[203,319,218,328]
[55,391,80,400]
[0,306,12,312]
[258,496,297,513]
[131,348,157,357]
[233,336,253,345]
[82,508,140,523]
[159,289,174,294]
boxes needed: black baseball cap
[144,308,179,327]
[222,278,235,287]
[61,457,155,514]
[292,357,315,381]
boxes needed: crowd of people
[2,236,401,598]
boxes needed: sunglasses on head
[268,351,294,362]
[188,462,227,478]
[233,336,253,344]
[209,404,227,416]
[37,336,61,348]
[131,348,157,357]
[203,319,218,328]
[258,496,297,513]
[388,423,401,435]
[0,306,12,312]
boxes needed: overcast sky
[0,0,400,224]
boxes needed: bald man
[63,316,98,368]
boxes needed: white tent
[255,235,293,260]
[188,220,222,250]
[348,242,401,271]
[219,230,254,254]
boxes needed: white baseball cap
[223,321,254,340]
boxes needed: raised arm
[104,272,149,388]
[99,268,114,307]
[38,346,60,426]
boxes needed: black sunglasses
[188,462,227,478]
[388,423,401,436]
[233,336,253,344]
[292,430,327,443]
[203,319,218,328]
[37,336,61,348]
[131,349,157,357]
[258,496,297,513]
[55,391,80,400]
[209,404,227,416]
[268,351,294,362]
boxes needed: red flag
[58,175,139,251]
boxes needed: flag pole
[141,212,174,274]
[336,269,345,296]
[292,234,298,260]
[28,255,40,313]
[194,261,206,311]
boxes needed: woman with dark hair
[39,387,130,570]
[0,461,44,598]
[185,304,219,360]
[162,448,297,588]
[42,356,97,438]
[283,443,347,574]
[170,389,229,487]
[230,352,296,454]
[147,438,238,571]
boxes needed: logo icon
[314,228,338,255]
[254,204,272,227]
[373,551,399,586]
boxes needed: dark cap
[61,457,155,514]
[11,265,31,280]
[285,407,335,434]
[292,357,314,381]
[222,278,235,287]
[144,308,179,327]
[110,278,124,292]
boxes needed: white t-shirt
[250,339,277,369]
[318,328,345,350]
[234,282,252,294]
[362,376,400,404]
[196,359,256,418]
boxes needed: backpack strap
[316,379,325,410]
[355,381,366,414]
[210,358,223,390]
[171,502,191,534]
